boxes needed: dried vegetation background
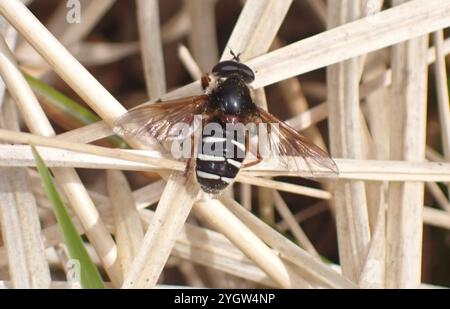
[0,0,449,288]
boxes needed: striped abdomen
[195,121,246,194]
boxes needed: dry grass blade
[327,0,370,280]
[221,0,292,61]
[139,210,278,287]
[422,207,450,230]
[132,0,205,288]
[122,174,200,288]
[360,55,389,289]
[272,191,320,258]
[131,180,166,209]
[0,199,286,287]
[9,202,286,287]
[67,41,140,66]
[17,0,116,71]
[276,203,328,232]
[357,198,386,288]
[0,0,126,124]
[0,280,76,289]
[142,9,450,104]
[220,197,357,289]
[178,44,202,80]
[248,0,450,89]
[187,0,218,71]
[425,182,450,212]
[56,120,113,144]
[0,130,184,172]
[426,146,446,162]
[237,174,331,199]
[107,170,144,277]
[273,37,328,154]
[247,158,450,182]
[1,142,449,182]
[432,30,450,197]
[0,19,17,105]
[386,0,429,287]
[0,33,122,286]
[68,128,201,289]
[240,184,252,210]
[0,145,161,171]
[49,0,115,46]
[194,198,309,288]
[0,91,49,288]
[0,167,50,288]
[137,0,166,99]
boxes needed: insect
[113,51,338,194]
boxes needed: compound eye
[212,61,255,83]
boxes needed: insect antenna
[229,48,242,62]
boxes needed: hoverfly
[113,51,338,194]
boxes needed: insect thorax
[207,75,255,117]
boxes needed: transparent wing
[113,95,208,143]
[251,106,338,176]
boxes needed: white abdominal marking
[198,154,226,161]
[227,158,242,168]
[220,176,234,184]
[231,139,246,151]
[196,170,220,180]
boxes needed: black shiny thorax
[207,75,255,117]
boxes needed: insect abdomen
[195,123,246,194]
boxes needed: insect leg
[243,132,262,168]
[242,152,262,168]
[201,74,211,90]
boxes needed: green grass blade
[25,73,99,125]
[25,73,127,148]
[31,146,106,289]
